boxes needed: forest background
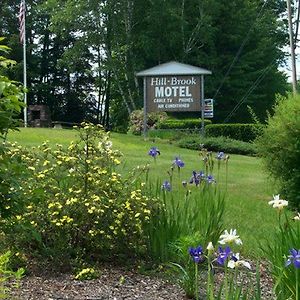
[0,0,292,131]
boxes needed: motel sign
[146,75,201,112]
[136,61,212,136]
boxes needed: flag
[18,0,26,44]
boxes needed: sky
[279,45,300,82]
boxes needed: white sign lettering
[154,86,192,98]
[147,76,200,112]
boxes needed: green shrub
[128,110,167,135]
[256,94,300,208]
[0,251,24,298]
[0,38,24,141]
[0,143,30,218]
[147,129,198,141]
[205,123,264,142]
[157,118,211,130]
[177,136,257,156]
[0,123,157,266]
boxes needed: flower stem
[217,161,220,183]
[195,263,199,300]
[225,162,228,193]
[224,265,229,300]
[296,267,299,300]
[207,257,214,299]
[234,267,238,295]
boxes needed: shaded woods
[1,0,288,130]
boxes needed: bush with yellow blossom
[0,123,156,266]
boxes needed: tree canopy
[0,0,290,129]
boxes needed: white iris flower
[218,229,243,245]
[268,194,288,210]
[228,253,251,270]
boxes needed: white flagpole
[23,0,28,127]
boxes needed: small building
[28,105,52,127]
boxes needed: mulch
[8,262,275,300]
[9,267,186,300]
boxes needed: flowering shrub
[1,123,156,265]
[128,110,167,135]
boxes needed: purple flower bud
[217,246,232,265]
[148,147,160,158]
[189,246,204,263]
[206,175,216,184]
[173,157,185,168]
[216,152,225,160]
[189,171,205,186]
[161,180,171,192]
[286,248,300,269]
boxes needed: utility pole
[286,0,297,94]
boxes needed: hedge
[205,124,264,142]
[177,136,257,156]
[157,118,212,130]
[147,129,198,140]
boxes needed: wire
[223,60,275,123]
[213,0,269,100]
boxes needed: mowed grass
[8,128,278,258]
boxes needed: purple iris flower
[161,180,171,191]
[189,171,205,186]
[217,246,232,265]
[231,253,239,262]
[216,152,225,160]
[189,171,199,185]
[199,171,205,177]
[189,246,204,263]
[173,157,185,168]
[206,175,216,184]
[285,249,300,268]
[148,147,160,158]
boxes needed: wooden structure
[136,61,212,136]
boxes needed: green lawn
[7,128,278,258]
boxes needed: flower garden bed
[1,124,300,299]
[8,262,275,300]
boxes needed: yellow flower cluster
[74,268,96,280]
[2,123,157,261]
